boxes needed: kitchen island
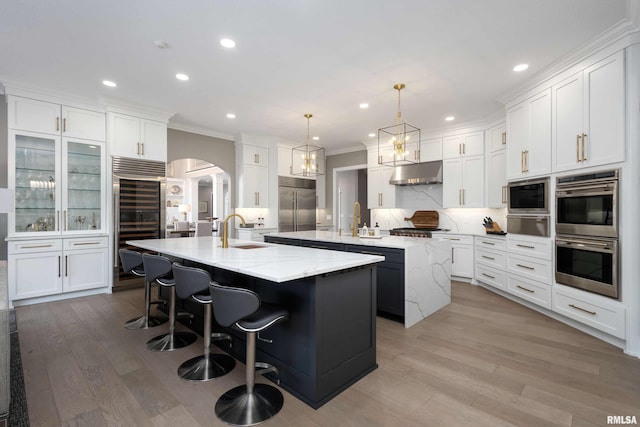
[265,231,452,328]
[126,236,383,409]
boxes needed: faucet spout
[221,213,246,248]
[352,202,361,237]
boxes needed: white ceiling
[0,0,632,153]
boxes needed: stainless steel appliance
[389,227,444,238]
[506,215,550,237]
[555,169,618,238]
[555,235,618,299]
[112,157,166,289]
[278,177,316,232]
[507,177,549,214]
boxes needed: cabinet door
[419,138,443,162]
[462,132,484,157]
[583,51,624,169]
[63,247,108,292]
[442,158,463,208]
[487,149,507,208]
[9,130,62,236]
[452,244,474,278]
[552,72,584,172]
[461,155,484,207]
[376,263,405,316]
[489,122,506,152]
[240,165,269,208]
[367,168,382,208]
[110,113,141,158]
[62,139,105,233]
[61,107,106,141]
[506,101,528,180]
[379,167,396,208]
[140,119,167,161]
[278,146,294,177]
[527,88,552,177]
[243,144,269,166]
[7,96,60,135]
[9,251,62,300]
[442,135,463,159]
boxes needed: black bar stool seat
[119,249,167,330]
[209,282,289,426]
[143,254,198,351]
[172,264,236,382]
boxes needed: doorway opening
[333,164,368,233]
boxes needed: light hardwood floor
[16,281,640,426]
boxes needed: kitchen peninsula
[126,236,383,409]
[265,231,452,327]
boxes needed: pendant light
[291,114,325,177]
[377,83,421,166]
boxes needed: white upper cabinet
[487,149,507,208]
[7,96,105,141]
[489,122,506,152]
[108,112,167,162]
[443,131,484,159]
[367,167,396,209]
[506,88,552,180]
[419,137,443,162]
[443,155,484,208]
[242,144,269,167]
[552,51,624,172]
[236,143,269,208]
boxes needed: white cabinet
[237,228,277,242]
[277,146,294,177]
[433,234,474,279]
[506,88,552,180]
[367,167,396,208]
[487,149,507,208]
[475,235,507,290]
[7,96,106,141]
[443,131,484,159]
[489,122,507,152]
[8,237,108,303]
[442,155,484,208]
[552,51,624,172]
[108,112,167,161]
[505,234,552,309]
[419,137,443,162]
[237,143,269,208]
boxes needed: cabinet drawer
[300,240,345,251]
[552,285,625,339]
[506,273,551,309]
[507,254,552,284]
[475,236,506,251]
[344,245,403,264]
[432,234,473,245]
[476,247,506,270]
[507,235,552,260]
[64,236,108,250]
[8,239,62,254]
[476,264,506,290]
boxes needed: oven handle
[556,238,615,253]
[556,183,616,195]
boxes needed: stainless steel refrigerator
[278,177,316,232]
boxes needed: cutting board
[404,210,439,229]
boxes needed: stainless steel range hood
[389,161,443,185]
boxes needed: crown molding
[0,77,104,111]
[168,122,235,141]
[326,144,367,156]
[102,96,174,123]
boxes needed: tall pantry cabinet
[5,94,109,306]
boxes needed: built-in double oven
[554,169,619,299]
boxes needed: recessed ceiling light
[513,63,529,72]
[312,136,320,141]
[226,113,236,119]
[102,80,117,88]
[359,103,369,109]
[176,73,189,81]
[445,116,455,121]
[220,38,236,49]
[368,133,376,138]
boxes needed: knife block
[486,222,504,234]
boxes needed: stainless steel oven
[555,235,618,299]
[555,169,618,238]
[507,178,549,214]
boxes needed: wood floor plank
[60,408,108,427]
[121,367,181,418]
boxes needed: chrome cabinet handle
[65,255,68,277]
[581,133,587,161]
[58,256,61,277]
[502,186,507,204]
[516,263,535,270]
[516,285,534,293]
[21,244,53,249]
[137,142,140,155]
[63,118,67,132]
[502,131,506,145]
[56,117,60,131]
[451,248,454,263]
[482,241,495,246]
[524,150,529,172]
[569,303,596,315]
[482,255,495,260]
[516,244,535,249]
[141,143,144,156]
[482,272,495,279]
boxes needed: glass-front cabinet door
[9,130,61,235]
[62,140,105,233]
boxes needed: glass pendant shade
[291,114,325,177]
[377,83,421,166]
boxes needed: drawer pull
[516,244,535,249]
[516,285,534,293]
[482,255,495,260]
[72,242,101,246]
[20,244,54,249]
[482,272,495,279]
[482,241,495,246]
[445,238,460,241]
[516,263,535,270]
[569,304,596,316]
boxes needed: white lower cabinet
[504,234,552,309]
[434,234,474,278]
[475,236,507,290]
[506,273,552,309]
[8,236,109,304]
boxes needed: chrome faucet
[352,202,361,237]
[221,213,246,248]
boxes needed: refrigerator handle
[113,191,120,268]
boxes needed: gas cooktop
[389,228,447,238]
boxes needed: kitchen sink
[231,244,268,249]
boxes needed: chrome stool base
[177,353,236,381]
[146,331,198,351]
[215,383,284,426]
[124,314,168,330]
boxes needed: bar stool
[172,263,236,381]
[209,281,289,426]
[119,249,167,330]
[142,254,198,351]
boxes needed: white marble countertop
[268,230,449,249]
[126,236,384,283]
